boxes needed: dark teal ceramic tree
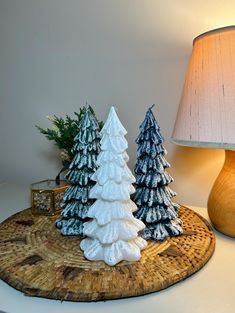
[56,109,100,236]
[133,105,183,241]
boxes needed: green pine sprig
[36,106,103,160]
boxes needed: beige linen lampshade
[172,26,235,149]
[172,26,235,237]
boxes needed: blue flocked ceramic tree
[133,105,183,241]
[56,109,100,236]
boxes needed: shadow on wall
[170,145,224,208]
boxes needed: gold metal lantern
[31,179,69,215]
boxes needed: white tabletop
[0,183,234,313]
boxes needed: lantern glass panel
[31,179,69,215]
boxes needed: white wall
[0,0,233,206]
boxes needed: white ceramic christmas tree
[80,107,147,266]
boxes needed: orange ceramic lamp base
[208,150,235,237]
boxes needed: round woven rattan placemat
[0,206,215,302]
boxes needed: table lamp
[172,26,235,237]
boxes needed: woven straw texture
[0,206,215,302]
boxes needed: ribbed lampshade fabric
[172,26,235,149]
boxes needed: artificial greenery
[36,106,103,160]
